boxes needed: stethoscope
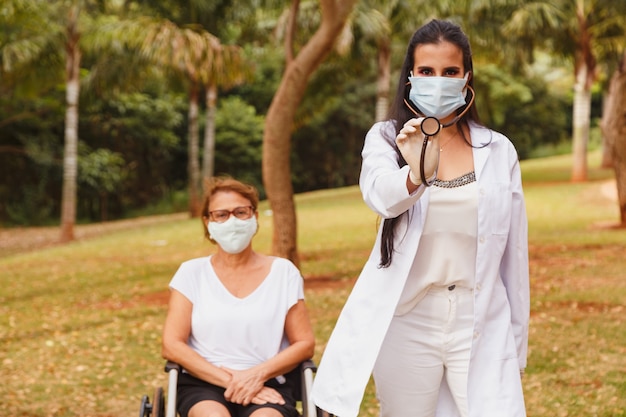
[402,82,475,185]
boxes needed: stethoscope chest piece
[420,117,441,136]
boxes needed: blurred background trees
[1,0,625,231]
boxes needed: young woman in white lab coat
[312,19,529,417]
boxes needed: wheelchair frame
[139,359,325,417]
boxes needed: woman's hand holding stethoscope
[395,117,441,186]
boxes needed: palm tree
[142,21,250,216]
[2,0,171,240]
[332,4,393,123]
[2,0,84,242]
[504,0,626,182]
[202,43,251,182]
[7,0,88,242]
[60,1,81,242]
[348,0,417,122]
[142,22,222,216]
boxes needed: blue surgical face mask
[408,73,470,119]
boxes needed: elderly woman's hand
[251,386,286,405]
[222,367,285,406]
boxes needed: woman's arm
[161,289,232,387]
[360,122,426,218]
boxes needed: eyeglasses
[208,206,255,223]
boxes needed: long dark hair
[379,19,482,268]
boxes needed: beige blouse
[395,172,478,315]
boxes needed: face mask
[408,73,470,119]
[208,216,257,254]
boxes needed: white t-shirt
[169,256,304,370]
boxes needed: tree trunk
[262,0,359,265]
[599,51,626,226]
[202,83,218,182]
[375,36,391,122]
[600,93,613,168]
[187,83,201,217]
[60,5,81,243]
[571,63,591,182]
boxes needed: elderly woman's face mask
[208,216,257,254]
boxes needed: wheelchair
[139,359,325,417]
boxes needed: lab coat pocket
[487,182,512,235]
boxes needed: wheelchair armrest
[299,359,319,417]
[163,361,181,417]
[300,359,317,373]
[164,361,182,373]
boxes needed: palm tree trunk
[375,37,391,122]
[60,5,81,242]
[202,83,217,181]
[600,92,613,169]
[187,83,201,217]
[571,63,591,182]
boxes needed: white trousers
[373,285,474,417]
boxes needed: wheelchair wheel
[138,387,165,417]
[153,387,165,417]
[139,394,151,417]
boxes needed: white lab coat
[312,121,529,417]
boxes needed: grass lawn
[1,151,625,417]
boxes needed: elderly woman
[162,176,315,417]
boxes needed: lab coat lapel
[471,125,491,181]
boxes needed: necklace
[439,133,458,152]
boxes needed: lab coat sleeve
[359,121,425,218]
[499,145,530,370]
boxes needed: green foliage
[0,89,188,226]
[291,76,373,192]
[77,91,187,220]
[228,45,283,115]
[213,96,265,193]
[83,92,183,149]
[126,189,189,218]
[4,181,56,226]
[476,66,570,160]
[0,91,65,226]
[77,147,127,221]
[289,44,378,192]
[79,148,127,192]
[1,0,621,228]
